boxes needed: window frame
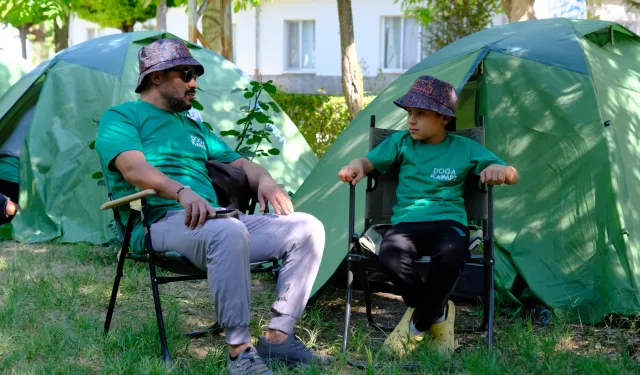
[380,16,424,73]
[283,19,316,73]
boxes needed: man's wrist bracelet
[176,186,191,202]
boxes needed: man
[95,38,330,375]
[0,106,32,225]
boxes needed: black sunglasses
[168,68,199,82]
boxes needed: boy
[337,76,519,357]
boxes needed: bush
[272,93,374,158]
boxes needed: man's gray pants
[150,210,325,345]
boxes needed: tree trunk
[501,0,537,22]
[220,0,233,60]
[120,22,134,33]
[156,0,168,31]
[337,0,364,121]
[202,0,223,54]
[54,13,70,52]
[18,25,29,59]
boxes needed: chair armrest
[101,189,157,210]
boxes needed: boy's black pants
[378,220,469,331]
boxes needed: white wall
[232,0,507,78]
[0,26,32,60]
[61,0,639,79]
[534,0,640,33]
[594,0,640,33]
[68,16,121,47]
[232,0,402,77]
[233,0,411,78]
[232,7,257,75]
[68,7,192,48]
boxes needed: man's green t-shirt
[365,130,506,227]
[95,100,241,251]
[0,155,19,183]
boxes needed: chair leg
[104,248,127,335]
[485,185,495,354]
[486,259,495,354]
[359,264,391,333]
[342,259,354,354]
[362,266,375,326]
[148,259,171,363]
[186,322,223,339]
[481,264,491,332]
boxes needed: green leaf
[191,99,204,110]
[239,105,251,112]
[239,146,252,153]
[246,112,258,122]
[221,129,241,137]
[267,80,273,84]
[97,180,106,187]
[247,137,257,145]
[268,148,281,155]
[256,114,271,124]
[244,92,255,99]
[263,83,277,94]
[259,102,269,111]
[202,121,213,131]
[242,150,256,158]
[250,81,260,86]
[231,88,243,93]
[92,172,104,180]
[88,140,96,150]
[268,102,281,113]
[237,118,248,125]
[252,84,261,92]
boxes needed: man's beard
[162,90,196,113]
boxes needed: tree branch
[197,0,213,20]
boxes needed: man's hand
[257,176,293,215]
[178,188,216,229]
[338,159,366,185]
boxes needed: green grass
[0,241,638,374]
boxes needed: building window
[285,20,315,70]
[382,16,422,70]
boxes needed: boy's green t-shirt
[95,100,241,251]
[365,130,506,227]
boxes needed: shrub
[272,93,374,158]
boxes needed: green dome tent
[0,31,317,244]
[301,18,640,323]
[0,49,32,98]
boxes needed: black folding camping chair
[100,165,280,364]
[342,115,496,358]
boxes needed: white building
[4,0,640,94]
[230,0,506,94]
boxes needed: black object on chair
[342,115,495,361]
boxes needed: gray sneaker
[256,335,334,367]
[227,347,274,375]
